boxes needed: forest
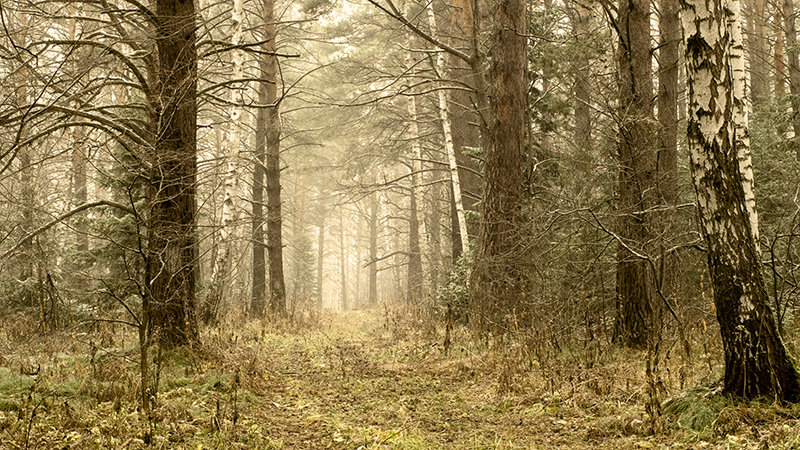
[2,0,800,446]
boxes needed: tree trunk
[470,0,528,325]
[613,0,658,350]
[426,4,470,256]
[571,4,593,172]
[784,0,800,159]
[251,88,267,318]
[746,0,769,105]
[406,95,424,304]
[681,0,800,401]
[262,0,286,315]
[657,0,681,304]
[339,212,348,310]
[449,186,462,263]
[208,0,244,324]
[428,182,443,293]
[658,0,680,206]
[290,175,306,303]
[368,191,378,305]
[317,213,325,307]
[149,0,199,346]
[776,12,786,97]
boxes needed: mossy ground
[1,308,799,449]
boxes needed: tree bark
[746,0,769,105]
[470,0,528,325]
[571,5,593,171]
[368,191,378,305]
[615,0,658,349]
[681,0,800,400]
[658,0,680,205]
[406,95,424,304]
[426,3,470,257]
[207,0,244,324]
[149,0,199,346]
[339,212,348,310]
[262,0,286,316]
[428,182,443,293]
[776,12,786,97]
[317,212,325,307]
[251,87,267,318]
[784,0,800,159]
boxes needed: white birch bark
[209,0,244,316]
[727,0,760,247]
[426,3,470,255]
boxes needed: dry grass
[1,307,799,449]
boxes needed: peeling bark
[681,0,800,400]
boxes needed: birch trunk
[426,4,470,255]
[207,0,244,323]
[681,0,800,400]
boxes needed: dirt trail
[218,310,657,449]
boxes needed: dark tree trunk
[449,186,462,264]
[746,0,768,106]
[776,12,786,97]
[428,183,442,292]
[149,0,199,346]
[784,0,800,159]
[470,0,527,325]
[658,0,679,206]
[682,0,800,401]
[262,0,285,316]
[657,0,680,303]
[251,74,267,318]
[339,212,348,310]
[571,5,593,171]
[407,187,423,304]
[317,214,325,307]
[369,192,378,305]
[614,0,657,350]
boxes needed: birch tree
[681,0,800,400]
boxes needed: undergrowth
[0,305,799,448]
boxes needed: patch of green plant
[0,367,35,392]
[662,387,729,432]
[0,398,21,411]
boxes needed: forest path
[209,308,660,449]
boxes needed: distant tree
[614,0,658,349]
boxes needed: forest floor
[1,307,800,449]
